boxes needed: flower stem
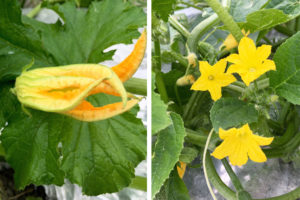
[204,0,243,42]
[226,84,245,93]
[168,16,191,38]
[124,78,146,96]
[203,129,217,200]
[187,13,220,53]
[129,176,147,191]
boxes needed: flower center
[249,67,256,72]
[208,75,214,80]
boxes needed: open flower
[13,31,146,122]
[191,59,236,101]
[211,124,274,166]
[226,36,276,86]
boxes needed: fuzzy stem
[124,78,146,96]
[129,176,147,191]
[169,16,191,38]
[187,13,220,53]
[203,129,217,200]
[204,0,243,42]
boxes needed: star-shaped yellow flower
[226,36,276,86]
[191,59,236,101]
[211,124,274,166]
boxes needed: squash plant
[0,0,146,197]
[152,0,300,199]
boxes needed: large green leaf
[239,9,290,32]
[152,112,186,198]
[24,0,146,65]
[0,0,146,82]
[266,0,300,18]
[0,93,146,195]
[270,32,300,105]
[154,169,190,200]
[0,0,54,82]
[61,94,146,195]
[229,0,268,22]
[210,97,258,131]
[152,0,176,22]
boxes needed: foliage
[152,0,300,199]
[0,0,146,196]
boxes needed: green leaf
[239,9,290,32]
[229,0,268,22]
[0,0,145,82]
[152,92,172,135]
[24,0,146,65]
[179,147,199,164]
[0,82,19,127]
[1,93,146,195]
[1,108,65,188]
[152,0,176,22]
[266,0,300,18]
[152,112,186,198]
[0,0,54,82]
[154,169,190,200]
[210,97,258,131]
[270,32,300,105]
[61,94,146,195]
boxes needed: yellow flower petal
[199,61,212,75]
[228,142,248,166]
[208,85,222,101]
[211,139,235,159]
[213,59,227,73]
[219,127,237,139]
[247,139,267,163]
[260,59,276,72]
[191,76,209,91]
[256,44,272,62]
[226,54,241,65]
[252,134,274,146]
[63,99,139,122]
[238,36,256,62]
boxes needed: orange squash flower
[13,30,146,122]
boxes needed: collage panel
[0,0,147,199]
[152,0,300,199]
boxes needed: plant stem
[187,13,220,53]
[154,39,169,103]
[226,84,245,93]
[129,176,147,192]
[164,51,189,67]
[221,159,244,192]
[204,0,243,42]
[185,129,208,146]
[179,1,205,10]
[203,129,217,200]
[169,16,191,38]
[206,154,300,200]
[26,3,42,18]
[275,25,294,37]
[124,78,146,96]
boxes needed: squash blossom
[211,124,274,167]
[226,36,276,86]
[13,30,146,122]
[191,59,236,101]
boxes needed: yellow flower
[211,124,274,166]
[226,36,276,86]
[191,59,236,101]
